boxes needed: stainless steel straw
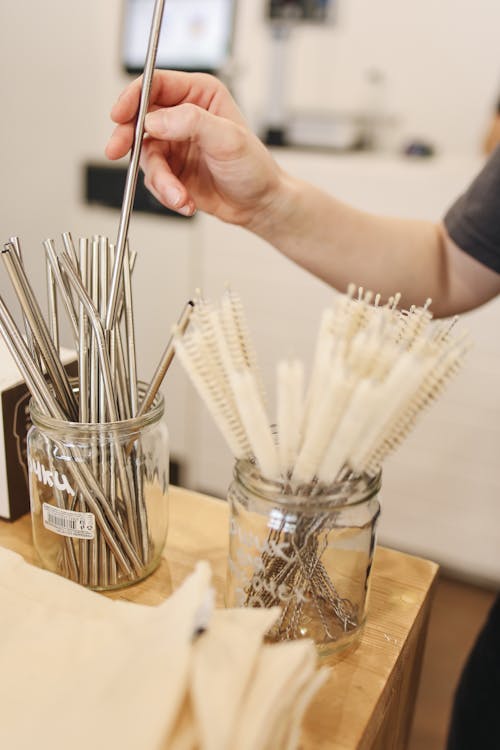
[78,238,90,423]
[46,256,59,354]
[106,0,166,330]
[9,236,40,366]
[137,300,194,418]
[43,239,79,342]
[2,243,78,419]
[122,243,138,417]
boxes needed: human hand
[106,71,284,226]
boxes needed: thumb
[145,103,245,160]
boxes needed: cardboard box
[0,340,77,520]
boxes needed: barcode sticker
[42,503,95,540]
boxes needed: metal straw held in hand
[106,0,166,330]
[0,234,193,588]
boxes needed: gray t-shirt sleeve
[443,146,500,274]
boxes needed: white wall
[0,2,499,582]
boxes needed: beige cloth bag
[0,546,327,750]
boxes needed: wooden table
[0,486,438,750]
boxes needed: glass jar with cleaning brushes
[170,286,466,650]
[226,460,381,654]
[27,385,169,591]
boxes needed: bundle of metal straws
[0,233,192,587]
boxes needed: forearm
[247,172,453,313]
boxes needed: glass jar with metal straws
[0,233,193,589]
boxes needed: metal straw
[9,236,40,365]
[0,295,59,415]
[106,0,166,330]
[98,236,110,587]
[89,237,101,586]
[46,257,59,354]
[77,238,90,586]
[78,239,90,423]
[2,243,78,419]
[137,300,194,418]
[122,243,138,417]
[43,239,79,342]
[62,231,79,269]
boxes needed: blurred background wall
[0,0,499,584]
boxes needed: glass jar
[27,388,169,591]
[226,460,381,653]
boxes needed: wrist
[243,169,302,243]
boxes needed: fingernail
[165,187,182,207]
[178,204,195,217]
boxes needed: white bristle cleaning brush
[174,286,468,490]
[276,359,304,477]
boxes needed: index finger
[110,70,217,123]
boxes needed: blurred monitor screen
[268,0,330,21]
[122,0,236,74]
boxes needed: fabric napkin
[0,546,327,750]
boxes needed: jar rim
[233,459,381,509]
[29,381,165,436]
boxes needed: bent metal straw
[173,286,469,641]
